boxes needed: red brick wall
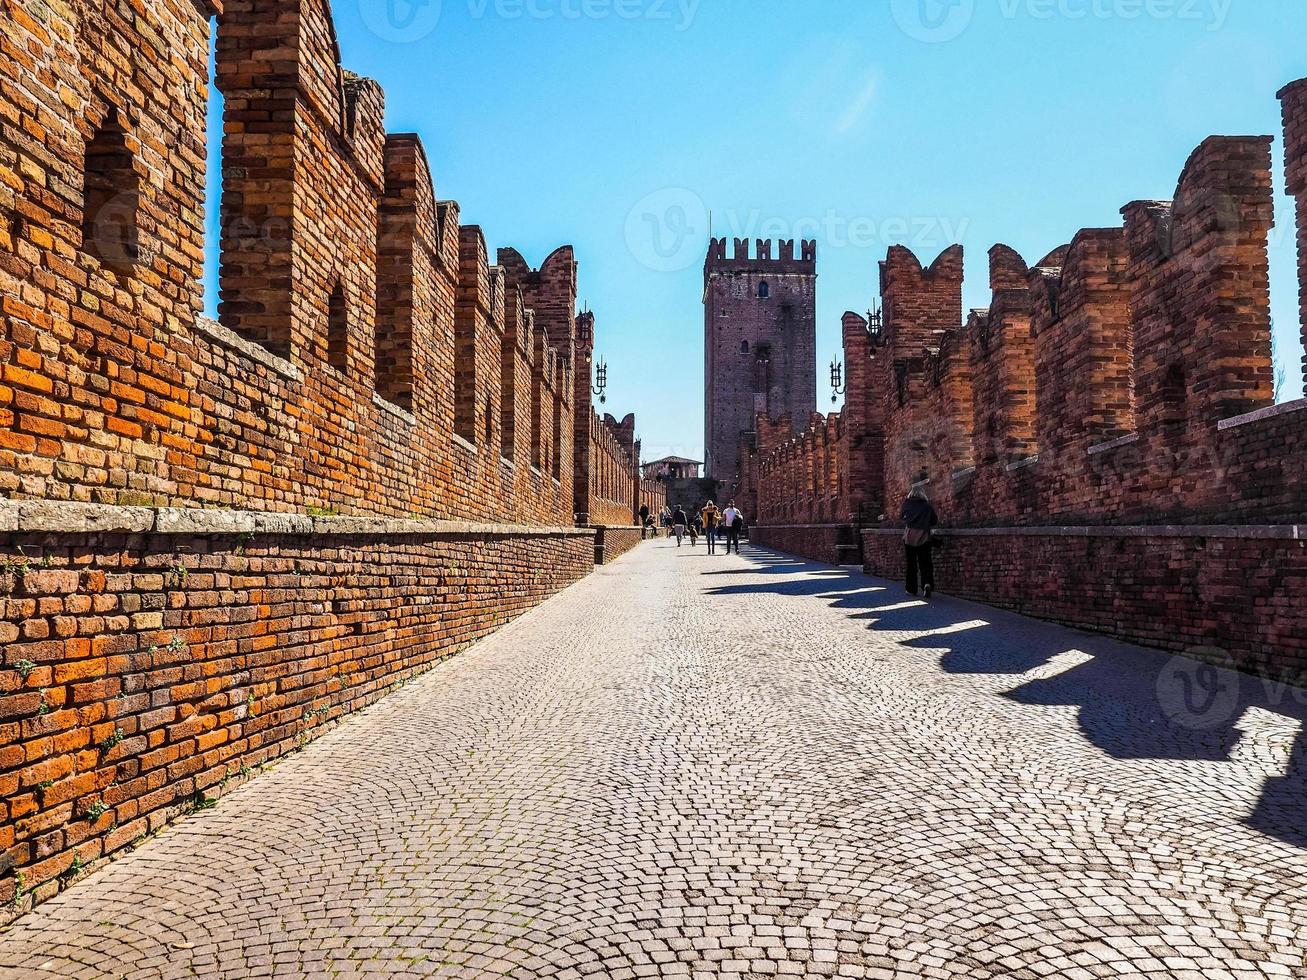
[638,478,666,522]
[754,84,1307,533]
[0,511,594,916]
[0,0,647,530]
[863,527,1307,685]
[583,412,639,528]
[594,525,644,565]
[878,246,966,513]
[751,524,862,567]
[1284,79,1307,377]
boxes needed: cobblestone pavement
[4,542,1307,979]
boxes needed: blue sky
[204,0,1307,463]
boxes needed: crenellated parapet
[757,78,1307,532]
[1122,136,1276,438]
[705,237,818,275]
[1030,228,1134,474]
[0,0,639,532]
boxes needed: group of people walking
[644,487,940,600]
[662,500,744,554]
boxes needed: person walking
[639,503,650,540]
[672,505,688,547]
[901,486,939,599]
[722,501,744,555]
[701,500,720,555]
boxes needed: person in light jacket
[900,486,939,599]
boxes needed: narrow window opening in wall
[485,392,494,446]
[741,340,750,354]
[758,281,770,299]
[327,283,350,371]
[83,109,140,274]
[1163,363,1187,426]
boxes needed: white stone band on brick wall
[0,500,593,539]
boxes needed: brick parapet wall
[0,0,642,532]
[0,507,595,918]
[862,527,1307,685]
[755,80,1307,534]
[1281,78,1307,381]
[592,525,645,565]
[751,524,862,567]
[582,411,639,527]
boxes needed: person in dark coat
[639,503,650,539]
[901,486,939,598]
[672,506,688,546]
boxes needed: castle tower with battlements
[703,237,817,495]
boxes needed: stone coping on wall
[371,393,418,426]
[863,524,1306,540]
[1087,432,1141,456]
[1217,395,1307,431]
[194,315,302,383]
[0,500,593,539]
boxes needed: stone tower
[704,237,818,492]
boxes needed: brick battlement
[0,0,645,529]
[751,77,1307,536]
[705,237,818,275]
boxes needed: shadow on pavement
[713,547,1307,849]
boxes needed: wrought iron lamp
[830,359,846,404]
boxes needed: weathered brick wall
[755,82,1307,533]
[750,524,862,567]
[0,0,649,530]
[1284,79,1307,377]
[878,246,966,513]
[584,412,639,528]
[703,238,817,495]
[0,506,594,917]
[863,527,1307,685]
[0,0,215,501]
[963,245,1046,520]
[593,525,644,565]
[638,478,666,522]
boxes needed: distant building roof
[645,456,703,467]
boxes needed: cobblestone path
[4,542,1307,979]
